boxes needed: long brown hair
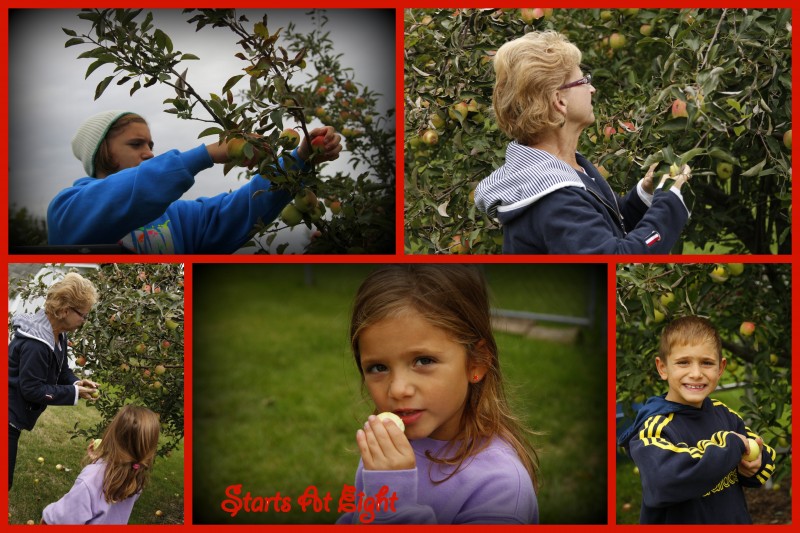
[85,405,160,503]
[350,265,540,489]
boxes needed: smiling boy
[617,316,776,524]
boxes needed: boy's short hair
[658,316,722,362]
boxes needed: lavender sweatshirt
[42,462,140,524]
[337,437,538,524]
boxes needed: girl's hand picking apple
[298,126,342,163]
[357,414,415,471]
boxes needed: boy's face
[656,340,726,408]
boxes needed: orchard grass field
[8,401,184,525]
[192,264,606,524]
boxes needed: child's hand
[87,441,101,461]
[298,126,343,163]
[736,435,763,477]
[357,415,415,471]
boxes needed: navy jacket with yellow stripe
[618,395,776,524]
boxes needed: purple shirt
[337,437,538,524]
[42,462,140,524]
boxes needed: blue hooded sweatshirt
[474,143,690,254]
[618,395,776,524]
[48,145,301,254]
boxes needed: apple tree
[9,263,185,456]
[616,262,791,480]
[64,8,394,254]
[405,8,791,254]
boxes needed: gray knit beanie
[72,110,136,177]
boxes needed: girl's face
[358,311,482,441]
[104,122,154,176]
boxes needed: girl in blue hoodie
[48,110,342,253]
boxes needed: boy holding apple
[617,316,776,524]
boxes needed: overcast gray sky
[9,8,395,252]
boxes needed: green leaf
[198,127,224,138]
[62,27,78,37]
[85,57,114,79]
[222,74,244,95]
[65,37,85,48]
[153,29,173,53]
[180,53,200,60]
[94,75,115,100]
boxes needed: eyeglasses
[558,73,592,90]
[71,307,90,320]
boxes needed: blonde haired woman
[475,31,692,254]
[8,272,100,489]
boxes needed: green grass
[192,264,607,524]
[8,401,184,524]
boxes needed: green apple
[278,129,300,149]
[609,33,627,49]
[430,113,445,129]
[90,390,100,399]
[92,438,102,450]
[421,129,439,146]
[135,343,146,354]
[293,189,318,213]
[639,24,653,36]
[448,101,469,121]
[633,466,640,475]
[709,266,729,283]
[226,138,246,161]
[37,457,44,464]
[716,161,734,180]
[653,309,665,323]
[770,353,779,366]
[155,365,166,375]
[56,464,63,471]
[727,263,744,276]
[165,319,179,330]
[743,438,760,461]
[659,292,675,306]
[280,204,304,226]
[783,129,791,150]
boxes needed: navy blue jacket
[475,143,690,254]
[8,311,80,431]
[621,396,776,524]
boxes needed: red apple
[739,321,755,337]
[310,136,326,156]
[671,99,688,118]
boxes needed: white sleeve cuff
[636,179,654,206]
[72,385,80,405]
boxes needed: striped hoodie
[474,142,689,254]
